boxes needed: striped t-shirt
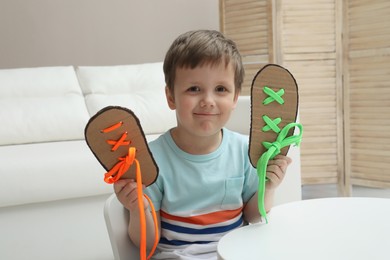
[145,128,258,259]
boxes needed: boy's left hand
[266,155,292,190]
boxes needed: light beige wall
[0,0,219,69]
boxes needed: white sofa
[0,63,301,260]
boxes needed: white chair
[104,193,139,260]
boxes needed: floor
[302,184,390,200]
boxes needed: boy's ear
[165,86,176,110]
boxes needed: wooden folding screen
[343,0,390,188]
[219,0,274,95]
[220,0,343,188]
[276,0,343,186]
[220,0,390,191]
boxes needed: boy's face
[166,62,239,138]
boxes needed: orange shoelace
[102,122,159,260]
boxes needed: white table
[217,197,390,260]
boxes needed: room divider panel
[220,0,390,194]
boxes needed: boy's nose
[200,93,215,107]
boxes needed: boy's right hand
[114,179,148,213]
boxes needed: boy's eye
[187,86,200,92]
[215,85,228,92]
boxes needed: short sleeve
[144,181,163,211]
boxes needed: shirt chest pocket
[221,177,245,209]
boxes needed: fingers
[113,179,131,194]
[267,155,291,172]
[266,155,292,188]
[114,179,146,211]
[269,155,292,166]
[114,179,146,194]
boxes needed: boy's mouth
[193,112,219,116]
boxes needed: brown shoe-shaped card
[249,64,299,168]
[85,106,158,186]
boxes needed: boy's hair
[163,30,244,94]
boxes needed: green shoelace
[257,86,303,223]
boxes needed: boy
[114,30,291,259]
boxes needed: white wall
[0,0,219,69]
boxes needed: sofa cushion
[0,66,90,145]
[76,62,176,135]
[0,140,112,207]
[0,134,162,207]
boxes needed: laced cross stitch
[262,86,285,105]
[102,122,133,184]
[262,115,282,133]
